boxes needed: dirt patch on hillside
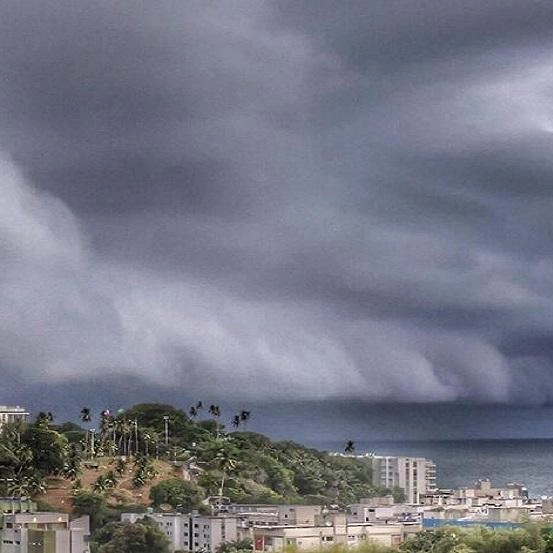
[39,458,180,512]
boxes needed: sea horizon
[304,438,553,498]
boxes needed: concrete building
[0,407,30,430]
[252,517,421,551]
[348,503,422,524]
[0,512,89,553]
[224,505,323,527]
[121,511,239,553]
[371,456,437,504]
[423,479,528,509]
[0,499,36,515]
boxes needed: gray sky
[3,1,553,414]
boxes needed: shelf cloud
[2,1,553,406]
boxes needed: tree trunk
[219,471,226,498]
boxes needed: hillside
[1,403,388,516]
[41,458,178,512]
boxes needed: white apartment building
[121,512,239,553]
[0,512,89,553]
[0,407,30,430]
[371,456,437,504]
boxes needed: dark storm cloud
[2,1,553,407]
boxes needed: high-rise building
[371,456,437,504]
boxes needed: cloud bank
[2,1,553,404]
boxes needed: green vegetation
[399,525,553,553]
[5,403,553,553]
[216,538,253,553]
[0,402,385,547]
[150,479,205,511]
[92,517,170,553]
[0,401,385,513]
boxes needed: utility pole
[134,418,139,456]
[163,416,169,446]
[90,429,96,458]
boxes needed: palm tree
[36,412,53,427]
[231,415,241,430]
[63,444,82,481]
[344,440,355,455]
[99,409,115,454]
[114,456,127,476]
[214,448,236,499]
[209,405,221,439]
[80,408,92,423]
[80,408,92,458]
[8,474,46,497]
[93,474,109,494]
[240,410,251,430]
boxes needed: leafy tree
[121,404,189,439]
[96,518,170,553]
[216,538,253,553]
[400,527,545,553]
[73,490,110,531]
[391,486,406,504]
[21,423,68,475]
[150,478,205,511]
[63,444,82,480]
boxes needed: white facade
[0,512,89,553]
[253,520,421,551]
[348,503,422,524]
[0,406,30,430]
[371,456,437,504]
[121,512,239,553]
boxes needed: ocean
[305,439,553,498]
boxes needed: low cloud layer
[2,1,553,405]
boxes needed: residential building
[252,517,421,551]
[121,511,239,553]
[0,499,36,515]
[423,479,529,509]
[0,407,30,430]
[0,512,89,553]
[348,503,422,524]
[225,504,323,527]
[371,456,437,504]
